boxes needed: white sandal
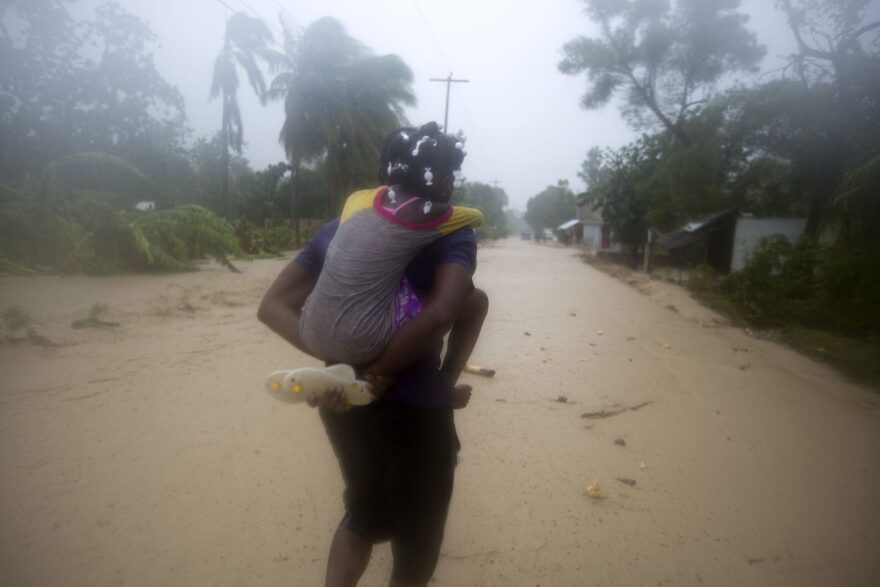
[264,364,374,406]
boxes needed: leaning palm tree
[210,12,274,217]
[264,17,415,245]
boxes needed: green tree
[559,0,764,146]
[188,132,254,216]
[0,1,188,180]
[774,0,880,234]
[265,17,415,245]
[0,152,244,273]
[525,180,577,232]
[591,144,656,250]
[453,181,509,238]
[209,12,273,217]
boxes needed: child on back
[298,122,485,382]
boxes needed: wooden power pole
[429,72,469,131]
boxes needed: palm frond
[826,153,880,244]
[133,205,246,271]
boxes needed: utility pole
[429,72,469,131]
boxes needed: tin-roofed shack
[556,219,582,245]
[657,209,738,274]
[656,210,810,274]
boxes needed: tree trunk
[221,94,230,219]
[290,160,301,248]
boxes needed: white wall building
[731,217,808,271]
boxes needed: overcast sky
[71,0,805,210]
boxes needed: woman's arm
[363,262,475,377]
[439,287,488,387]
[256,260,317,357]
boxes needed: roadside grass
[582,256,880,392]
[777,328,880,390]
[690,288,880,392]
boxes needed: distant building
[135,200,156,212]
[656,209,810,273]
[730,217,808,271]
[556,219,582,245]
[576,196,621,252]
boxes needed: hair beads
[411,136,432,158]
[422,200,433,214]
[378,121,467,198]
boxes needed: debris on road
[614,438,626,446]
[616,477,636,487]
[464,364,496,378]
[585,480,605,499]
[639,462,647,470]
[580,401,653,419]
[555,395,568,403]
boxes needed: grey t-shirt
[299,187,482,365]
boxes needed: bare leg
[325,524,372,587]
[441,287,489,391]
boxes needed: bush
[719,236,880,335]
[260,226,296,251]
[813,243,880,334]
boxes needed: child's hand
[306,387,350,413]
[365,374,394,400]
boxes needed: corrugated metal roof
[657,209,737,250]
[557,219,581,230]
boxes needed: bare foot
[452,384,472,409]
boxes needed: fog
[66,0,798,209]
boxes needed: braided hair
[377,121,466,202]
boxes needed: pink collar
[373,187,453,229]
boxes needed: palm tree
[826,153,880,245]
[265,17,415,245]
[210,12,273,217]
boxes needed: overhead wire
[410,0,503,190]
[214,0,287,51]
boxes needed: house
[730,217,808,271]
[556,219,582,245]
[576,197,621,252]
[656,209,809,273]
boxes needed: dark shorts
[320,401,457,584]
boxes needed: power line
[274,1,303,33]
[214,0,286,51]
[233,0,287,48]
[450,84,503,187]
[411,1,501,185]
[412,0,453,71]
